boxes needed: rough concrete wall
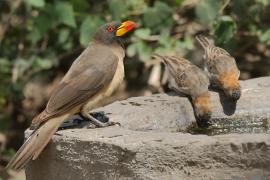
[26,77,270,180]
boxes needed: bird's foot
[81,111,120,128]
[92,121,121,128]
[90,111,109,123]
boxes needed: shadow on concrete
[210,88,237,116]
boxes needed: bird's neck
[91,40,125,61]
[92,39,121,48]
[110,44,125,60]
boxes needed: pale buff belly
[81,60,124,113]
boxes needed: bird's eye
[107,25,114,32]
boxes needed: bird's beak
[116,21,136,36]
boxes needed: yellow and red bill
[116,21,137,36]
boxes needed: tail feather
[152,53,165,62]
[6,114,69,170]
[152,53,172,68]
[14,138,37,170]
[152,54,182,72]
[195,35,212,50]
[33,120,61,160]
[6,130,38,170]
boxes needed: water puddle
[187,116,270,135]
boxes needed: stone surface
[26,77,270,180]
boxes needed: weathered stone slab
[26,129,270,180]
[26,77,270,179]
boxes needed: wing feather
[32,44,120,125]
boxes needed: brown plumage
[153,54,211,125]
[196,35,241,101]
[6,21,136,170]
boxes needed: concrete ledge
[26,77,270,179]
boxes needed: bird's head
[93,21,136,45]
[226,87,241,101]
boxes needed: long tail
[152,53,173,69]
[5,114,69,170]
[152,53,165,62]
[192,92,212,124]
[195,35,212,50]
[152,53,180,70]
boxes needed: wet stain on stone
[144,99,154,102]
[107,135,123,138]
[129,102,143,106]
[187,117,270,136]
[230,143,239,152]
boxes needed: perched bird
[6,21,136,170]
[153,54,211,126]
[196,35,241,101]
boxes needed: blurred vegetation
[1,0,270,169]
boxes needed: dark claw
[95,121,121,128]
[86,121,121,129]
[106,121,121,127]
[90,111,109,123]
[58,111,113,129]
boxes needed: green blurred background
[1,0,270,175]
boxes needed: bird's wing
[154,55,198,95]
[208,55,238,76]
[174,66,210,97]
[168,72,191,95]
[207,46,231,60]
[32,45,120,125]
[160,56,192,94]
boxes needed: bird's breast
[104,59,124,96]
[82,59,124,112]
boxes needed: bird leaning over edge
[153,54,212,127]
[195,35,241,101]
[6,20,136,170]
